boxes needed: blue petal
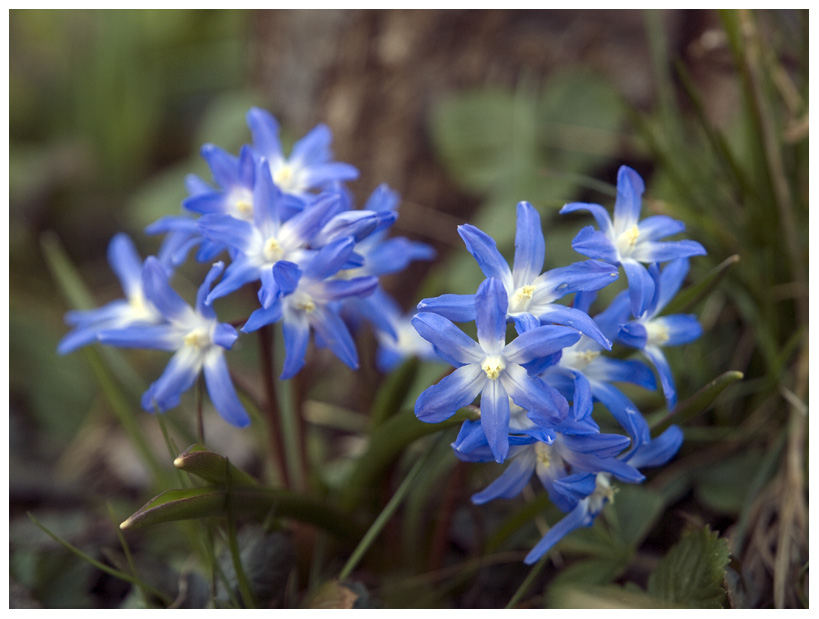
[548,472,598,512]
[524,499,596,564]
[535,260,619,303]
[451,419,493,461]
[212,322,239,349]
[363,183,399,213]
[290,123,332,164]
[197,214,256,253]
[414,364,485,423]
[655,315,703,346]
[621,259,655,317]
[536,305,612,350]
[416,293,477,322]
[618,321,648,349]
[195,261,225,317]
[637,215,685,241]
[272,261,302,296]
[200,143,240,189]
[570,370,593,420]
[281,192,341,247]
[411,312,483,366]
[141,348,201,412]
[457,224,514,290]
[247,107,282,160]
[364,237,436,276]
[511,312,541,335]
[570,226,619,263]
[627,425,683,468]
[242,301,283,333]
[480,378,511,462]
[587,357,656,390]
[320,276,378,302]
[632,239,707,263]
[142,258,190,323]
[561,432,630,458]
[207,258,262,303]
[280,311,311,379]
[203,350,250,427]
[310,306,359,370]
[303,162,360,187]
[97,324,180,351]
[511,201,545,288]
[588,380,649,447]
[655,258,690,312]
[475,278,508,353]
[502,364,568,426]
[304,237,355,281]
[613,165,645,229]
[503,325,581,365]
[471,449,536,504]
[644,345,677,410]
[107,234,144,299]
[559,202,614,237]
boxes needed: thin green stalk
[505,552,550,609]
[225,461,258,608]
[108,503,150,607]
[338,437,441,581]
[29,512,174,606]
[258,324,291,488]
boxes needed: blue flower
[613,259,703,410]
[241,237,378,379]
[560,165,706,316]
[523,424,684,564]
[58,233,172,355]
[412,277,581,462]
[246,107,359,199]
[97,258,250,427]
[419,201,618,348]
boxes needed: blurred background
[9,9,808,608]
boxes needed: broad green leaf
[650,370,743,433]
[647,526,731,608]
[121,486,362,542]
[693,450,765,516]
[173,444,258,487]
[547,556,630,591]
[606,485,667,549]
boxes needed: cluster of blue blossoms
[412,165,706,564]
[59,107,436,427]
[59,109,707,566]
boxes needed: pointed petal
[613,165,645,229]
[621,259,654,317]
[511,201,545,288]
[247,107,282,160]
[280,311,311,379]
[502,364,568,426]
[414,364,485,423]
[310,306,359,370]
[475,278,508,353]
[98,324,181,351]
[480,378,511,462]
[203,350,250,427]
[559,202,614,237]
[457,224,514,290]
[653,315,702,346]
[569,226,619,263]
[416,293,477,322]
[141,347,201,412]
[107,233,144,299]
[535,305,612,350]
[637,215,685,241]
[472,448,537,504]
[142,257,191,323]
[411,312,483,365]
[644,345,677,410]
[524,499,595,564]
[503,324,580,365]
[628,425,683,468]
[242,301,283,333]
[534,260,619,304]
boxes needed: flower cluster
[59,107,434,424]
[413,166,705,564]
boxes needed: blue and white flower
[560,165,706,316]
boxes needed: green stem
[338,437,440,581]
[258,325,290,488]
[505,553,550,609]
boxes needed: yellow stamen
[481,355,506,380]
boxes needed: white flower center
[588,473,615,513]
[645,321,670,346]
[508,284,536,313]
[291,291,316,313]
[562,348,600,370]
[128,291,154,321]
[263,237,284,263]
[229,187,254,220]
[534,442,552,467]
[184,327,211,349]
[616,225,640,255]
[481,355,506,380]
[273,162,306,194]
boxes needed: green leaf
[547,583,677,609]
[173,444,259,487]
[340,407,478,511]
[369,357,420,429]
[693,450,765,516]
[650,371,744,433]
[120,486,363,543]
[647,526,731,608]
[662,254,740,315]
[606,485,667,549]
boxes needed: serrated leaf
[547,583,677,609]
[647,526,731,608]
[120,486,362,542]
[306,580,359,609]
[650,370,743,433]
[173,444,258,487]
